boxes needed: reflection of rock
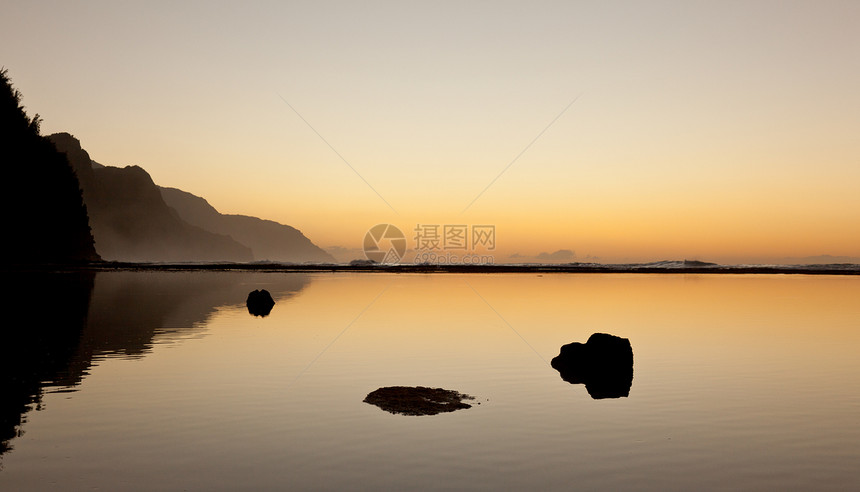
[551,333,634,399]
[246,289,275,317]
[364,386,475,416]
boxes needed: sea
[1,271,859,490]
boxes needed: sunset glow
[3,1,858,263]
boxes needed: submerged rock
[551,333,634,399]
[363,386,475,416]
[246,289,275,317]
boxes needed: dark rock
[246,289,275,317]
[363,386,475,416]
[551,333,633,399]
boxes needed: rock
[551,333,633,399]
[363,386,475,416]
[246,289,275,317]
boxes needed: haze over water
[2,271,859,490]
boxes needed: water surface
[1,272,859,490]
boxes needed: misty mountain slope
[160,187,335,263]
[49,133,252,262]
[89,166,252,262]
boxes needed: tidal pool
[1,271,859,490]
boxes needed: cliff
[0,70,98,263]
[50,133,252,262]
[160,186,335,263]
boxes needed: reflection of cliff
[0,271,310,458]
[79,272,310,358]
[0,272,94,456]
[551,333,634,399]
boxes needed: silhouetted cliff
[160,187,335,263]
[0,70,98,263]
[50,133,252,262]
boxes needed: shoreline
[4,262,860,275]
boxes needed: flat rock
[363,386,475,416]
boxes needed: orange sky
[2,1,858,263]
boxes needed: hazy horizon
[3,1,859,264]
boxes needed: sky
[2,0,859,263]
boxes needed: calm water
[2,271,859,490]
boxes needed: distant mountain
[0,69,98,263]
[50,133,252,262]
[50,132,332,263]
[160,187,335,263]
[775,255,860,265]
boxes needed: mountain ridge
[50,133,251,262]
[50,132,332,263]
[159,186,335,263]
